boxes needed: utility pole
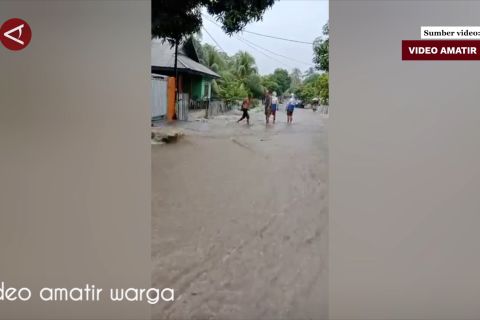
[173,38,179,120]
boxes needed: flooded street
[152,106,328,319]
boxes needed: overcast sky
[200,0,328,75]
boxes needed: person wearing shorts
[237,95,251,125]
[264,90,272,124]
[286,96,295,124]
[271,91,278,123]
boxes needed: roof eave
[151,66,220,79]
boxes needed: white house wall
[151,76,168,119]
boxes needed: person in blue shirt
[286,95,296,124]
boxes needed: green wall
[188,76,212,101]
[191,77,203,100]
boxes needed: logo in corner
[0,18,32,51]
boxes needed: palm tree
[232,51,258,81]
[201,44,226,73]
[199,44,227,96]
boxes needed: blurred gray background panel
[330,1,480,319]
[0,1,150,319]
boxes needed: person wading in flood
[237,94,251,125]
[286,94,296,124]
[264,90,272,124]
[271,91,278,123]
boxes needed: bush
[318,73,329,105]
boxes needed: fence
[206,100,233,118]
[186,99,234,118]
[189,99,209,110]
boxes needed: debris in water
[151,129,184,144]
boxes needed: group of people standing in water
[237,90,296,125]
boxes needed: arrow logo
[4,24,25,45]
[0,18,31,51]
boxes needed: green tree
[303,67,316,78]
[245,74,265,98]
[232,51,258,80]
[190,38,265,100]
[313,21,329,72]
[208,50,262,101]
[294,82,316,102]
[198,43,227,96]
[294,72,328,105]
[217,71,248,102]
[289,68,302,92]
[201,43,226,73]
[270,68,291,94]
[303,73,321,85]
[261,75,280,95]
[259,68,293,96]
[305,21,329,105]
[152,0,275,42]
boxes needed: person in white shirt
[271,91,279,123]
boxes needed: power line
[202,14,291,68]
[202,14,313,69]
[202,14,313,45]
[202,26,226,52]
[204,21,295,70]
[236,36,295,69]
[240,29,313,45]
[235,35,296,69]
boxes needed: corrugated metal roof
[151,40,220,79]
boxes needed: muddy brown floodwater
[152,106,328,319]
